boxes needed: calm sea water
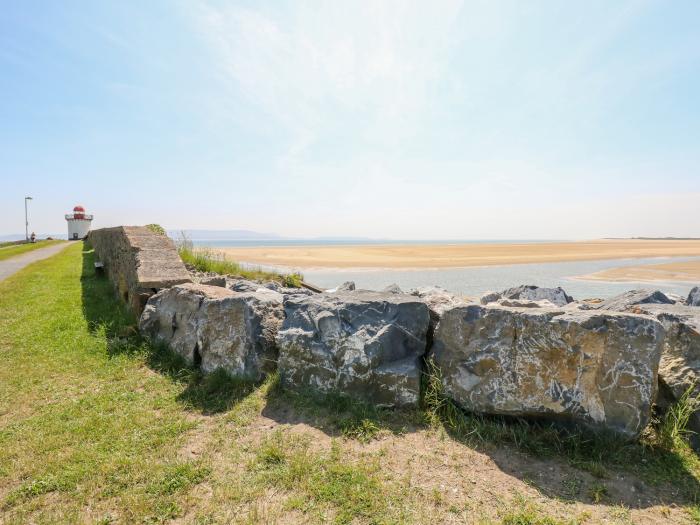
[194,239,699,300]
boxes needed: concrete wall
[89,226,191,314]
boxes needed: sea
[192,239,699,300]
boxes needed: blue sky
[1,0,698,239]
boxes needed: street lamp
[24,196,33,242]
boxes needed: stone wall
[134,267,700,439]
[89,226,191,314]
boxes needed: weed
[658,384,699,448]
[588,483,607,503]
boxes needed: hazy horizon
[2,1,699,239]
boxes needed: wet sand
[579,259,700,283]
[211,239,700,271]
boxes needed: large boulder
[688,286,700,307]
[623,303,700,449]
[139,283,284,380]
[597,289,674,311]
[432,304,664,437]
[481,285,574,307]
[276,290,431,407]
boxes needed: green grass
[0,239,63,261]
[176,236,303,287]
[2,242,700,523]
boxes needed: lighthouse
[65,205,93,240]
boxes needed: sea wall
[84,229,699,440]
[89,226,191,314]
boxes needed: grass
[1,242,700,523]
[0,239,63,261]
[176,235,303,287]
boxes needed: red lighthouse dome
[73,205,85,219]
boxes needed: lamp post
[24,196,33,242]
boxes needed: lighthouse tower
[65,205,93,240]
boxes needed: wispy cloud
[192,1,463,155]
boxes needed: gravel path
[0,242,72,282]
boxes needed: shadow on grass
[79,242,700,509]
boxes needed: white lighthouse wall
[67,219,92,240]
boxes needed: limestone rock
[624,303,700,448]
[276,290,431,407]
[597,289,674,311]
[479,291,502,305]
[500,285,574,306]
[139,283,283,380]
[496,298,558,309]
[410,286,466,331]
[199,275,227,287]
[688,286,700,307]
[432,304,664,437]
[326,281,356,293]
[227,279,261,293]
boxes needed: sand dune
[211,239,700,271]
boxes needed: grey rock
[410,286,466,331]
[597,289,674,311]
[199,276,227,287]
[479,291,502,305]
[623,303,700,449]
[227,279,262,293]
[432,304,664,437]
[382,283,403,294]
[279,286,314,297]
[496,298,558,309]
[499,285,574,306]
[264,281,282,291]
[326,281,356,293]
[139,283,284,380]
[688,286,700,307]
[276,290,431,407]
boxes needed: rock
[688,286,700,307]
[499,285,574,306]
[139,283,284,380]
[276,290,431,407]
[432,304,664,437]
[410,286,466,330]
[382,283,403,294]
[496,298,558,309]
[199,276,227,287]
[597,289,674,311]
[326,281,356,293]
[264,281,282,291]
[479,291,502,305]
[227,279,262,293]
[622,303,700,449]
[279,286,314,297]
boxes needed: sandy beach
[579,259,700,283]
[212,239,700,273]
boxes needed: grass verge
[0,239,63,261]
